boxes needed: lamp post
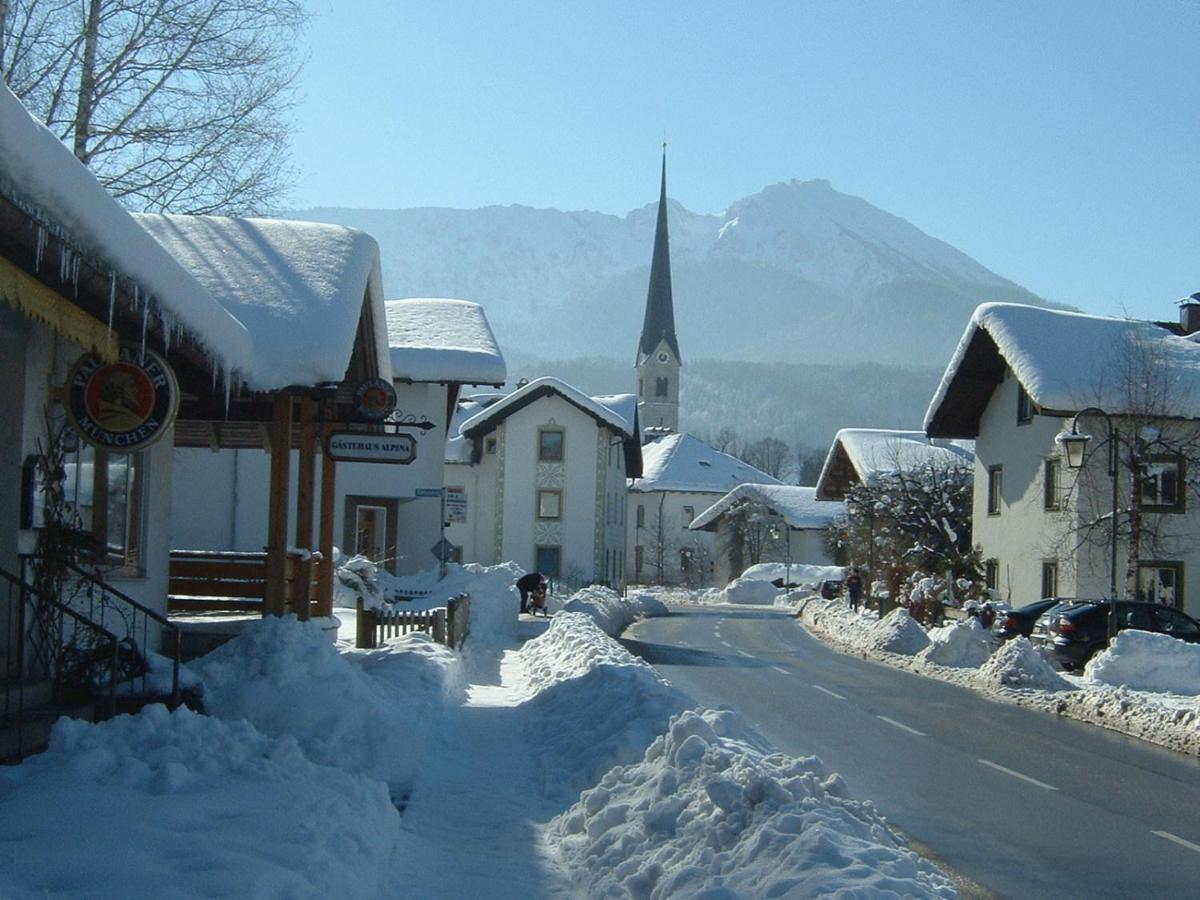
[1056,406,1120,638]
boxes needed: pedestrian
[516,571,547,615]
[845,567,864,612]
[978,602,996,630]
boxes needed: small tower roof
[638,146,681,361]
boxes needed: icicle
[58,244,67,282]
[224,369,232,415]
[107,272,116,334]
[133,284,140,311]
[72,256,81,296]
[161,311,172,352]
[34,226,46,271]
[141,296,150,355]
[211,363,219,392]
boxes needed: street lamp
[1055,406,1120,638]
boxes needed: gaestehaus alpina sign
[326,432,416,464]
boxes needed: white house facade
[445,378,640,591]
[627,433,780,586]
[926,301,1200,617]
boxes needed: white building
[925,301,1200,616]
[444,377,640,591]
[627,433,780,586]
[170,297,505,576]
[690,484,844,587]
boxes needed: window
[1152,604,1199,637]
[638,378,643,398]
[985,559,999,591]
[61,446,146,569]
[635,545,643,575]
[636,504,645,528]
[1041,560,1058,598]
[1137,562,1183,607]
[1017,384,1034,424]
[1139,456,1184,512]
[537,489,562,520]
[1043,458,1060,510]
[987,465,1003,515]
[655,377,668,398]
[681,505,695,528]
[535,545,561,577]
[538,428,563,461]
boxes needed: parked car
[1031,599,1200,670]
[819,579,843,600]
[992,597,1070,644]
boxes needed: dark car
[1031,599,1200,670]
[819,579,843,600]
[992,597,1070,644]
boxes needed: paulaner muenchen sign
[326,432,416,464]
[65,346,180,452]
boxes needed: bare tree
[793,443,826,486]
[2,0,306,213]
[742,436,791,480]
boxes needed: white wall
[627,489,721,586]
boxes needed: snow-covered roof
[590,393,639,440]
[0,84,254,376]
[385,298,506,385]
[925,302,1200,437]
[136,214,391,391]
[690,484,844,531]
[815,428,974,499]
[458,377,635,438]
[631,433,782,493]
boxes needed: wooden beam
[264,393,293,617]
[316,424,337,618]
[292,396,317,621]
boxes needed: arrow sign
[415,488,443,498]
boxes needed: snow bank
[721,576,781,605]
[1085,630,1200,695]
[867,608,931,655]
[194,616,462,784]
[520,613,691,789]
[549,708,956,899]
[0,704,400,899]
[919,618,994,668]
[562,585,669,636]
[738,562,845,587]
[977,637,1071,692]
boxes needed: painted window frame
[987,465,1003,516]
[537,488,562,520]
[1043,457,1061,510]
[538,428,564,462]
[535,544,562,578]
[1136,560,1184,608]
[1138,454,1185,513]
[1041,559,1058,598]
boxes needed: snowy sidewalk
[393,645,575,898]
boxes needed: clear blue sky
[291,1,1198,322]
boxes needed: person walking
[845,567,864,612]
[516,572,548,615]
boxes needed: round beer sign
[354,377,397,421]
[65,346,180,452]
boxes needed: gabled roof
[815,428,974,500]
[925,302,1200,437]
[137,214,391,391]
[459,377,635,438]
[690,484,844,532]
[385,298,506,386]
[0,84,253,375]
[631,433,782,493]
[637,148,680,362]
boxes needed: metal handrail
[19,555,180,708]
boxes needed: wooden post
[264,392,293,617]
[355,597,374,649]
[315,424,337,618]
[292,396,316,621]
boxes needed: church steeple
[635,145,682,437]
[638,145,680,362]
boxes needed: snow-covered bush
[332,552,385,610]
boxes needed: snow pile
[919,618,995,668]
[977,638,1071,691]
[549,708,956,899]
[0,704,400,899]
[520,613,692,788]
[866,608,932,655]
[738,562,845,587]
[333,553,387,609]
[1085,630,1200,695]
[721,576,781,606]
[194,616,462,783]
[563,585,669,636]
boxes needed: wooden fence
[168,550,322,618]
[356,594,470,650]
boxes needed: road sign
[430,538,456,562]
[326,432,415,464]
[445,488,467,522]
[415,488,442,498]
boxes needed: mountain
[293,178,1051,366]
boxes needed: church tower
[635,146,681,438]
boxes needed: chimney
[1179,292,1200,335]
